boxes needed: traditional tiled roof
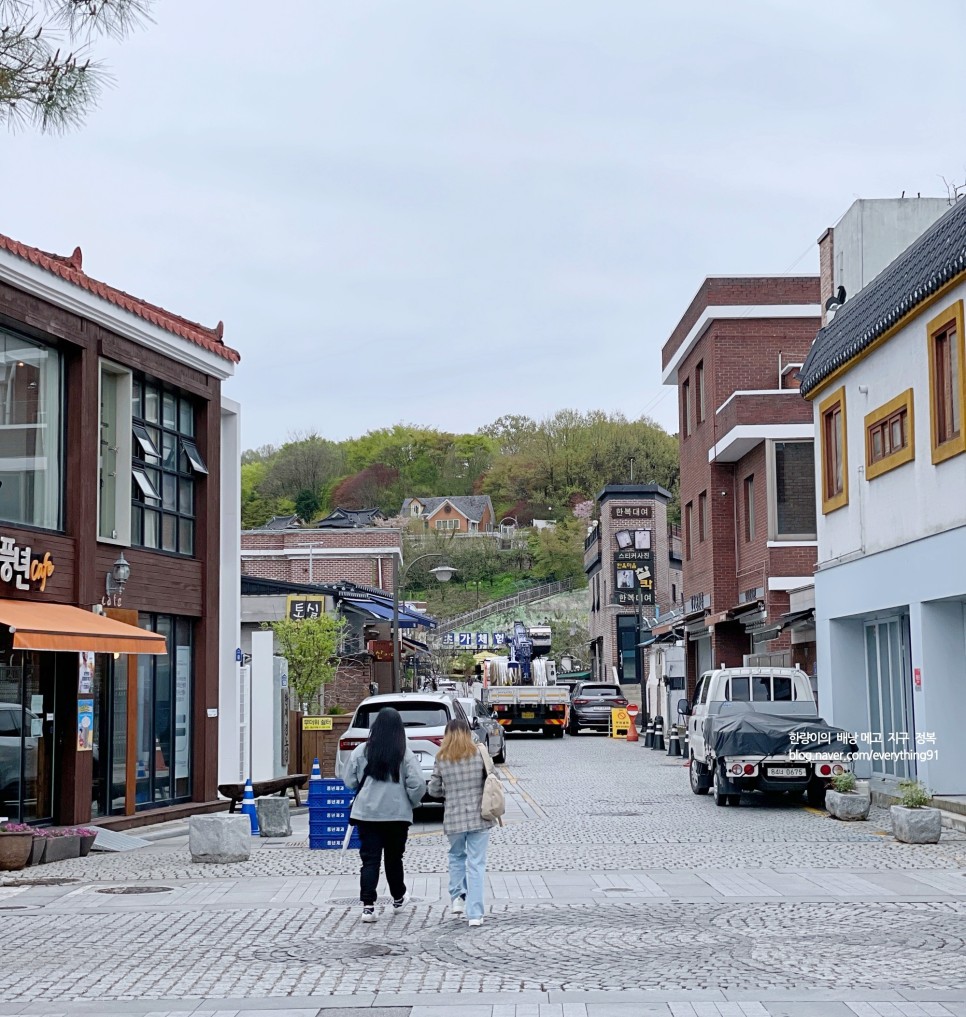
[400,495,493,523]
[800,198,966,396]
[0,232,240,364]
[313,507,386,528]
[263,514,301,529]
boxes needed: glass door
[91,655,128,817]
[0,654,55,823]
[864,617,915,780]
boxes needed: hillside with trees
[241,411,679,532]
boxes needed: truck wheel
[806,780,827,809]
[689,756,711,796]
[568,719,579,736]
[713,768,729,807]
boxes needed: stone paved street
[1,733,964,1016]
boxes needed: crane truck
[482,622,569,738]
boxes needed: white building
[800,196,966,796]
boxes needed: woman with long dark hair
[343,707,426,923]
[427,717,497,927]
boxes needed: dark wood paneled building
[0,233,241,828]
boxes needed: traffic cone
[653,716,665,751]
[310,757,322,780]
[666,727,682,757]
[240,778,260,835]
[644,720,654,748]
[626,718,639,743]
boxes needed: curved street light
[392,553,456,692]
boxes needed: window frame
[684,501,693,561]
[926,300,966,465]
[865,389,915,480]
[766,439,817,540]
[695,361,705,423]
[682,378,691,438]
[98,361,133,545]
[698,490,708,542]
[743,474,755,542]
[819,386,848,514]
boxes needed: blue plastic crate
[309,836,350,850]
[310,821,350,836]
[311,806,352,822]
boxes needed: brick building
[655,277,822,692]
[583,485,682,685]
[240,526,401,592]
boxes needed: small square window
[181,438,208,475]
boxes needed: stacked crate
[308,776,360,850]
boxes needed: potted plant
[41,827,82,863]
[824,770,871,821]
[0,822,34,872]
[70,827,98,857]
[28,828,50,866]
[891,779,943,844]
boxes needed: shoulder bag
[477,743,506,823]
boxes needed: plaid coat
[427,747,497,835]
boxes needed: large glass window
[0,329,63,530]
[772,440,817,538]
[131,377,206,555]
[136,614,193,808]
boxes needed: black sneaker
[392,893,409,911]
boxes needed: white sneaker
[451,895,466,915]
[361,906,376,923]
[468,917,483,927]
[392,893,409,911]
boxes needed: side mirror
[677,698,691,716]
[470,717,480,729]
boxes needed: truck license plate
[768,767,806,777]
[521,711,535,719]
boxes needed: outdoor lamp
[429,565,457,583]
[104,553,131,605]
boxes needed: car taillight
[412,736,444,747]
[743,764,755,775]
[615,698,628,706]
[819,764,832,776]
[573,698,589,705]
[730,763,743,775]
[339,738,364,752]
[832,764,844,775]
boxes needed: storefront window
[136,614,192,808]
[0,329,63,530]
[0,651,55,823]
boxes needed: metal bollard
[652,715,665,752]
[666,726,682,757]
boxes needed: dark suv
[568,682,628,734]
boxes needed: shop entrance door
[0,655,55,823]
[865,616,915,781]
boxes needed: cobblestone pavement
[1,733,964,1015]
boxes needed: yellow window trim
[926,300,966,465]
[864,389,915,480]
[819,385,848,514]
[804,272,966,402]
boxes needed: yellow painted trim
[926,300,966,465]
[864,388,915,480]
[805,272,966,401]
[819,386,848,514]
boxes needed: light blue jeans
[447,828,490,920]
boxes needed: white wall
[249,629,276,781]
[218,397,242,783]
[815,277,966,566]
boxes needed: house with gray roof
[801,194,966,799]
[400,495,495,533]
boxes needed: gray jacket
[343,744,426,823]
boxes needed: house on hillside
[801,194,966,797]
[314,507,386,529]
[401,496,494,533]
[264,514,301,530]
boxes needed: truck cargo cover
[705,712,854,759]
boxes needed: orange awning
[0,600,167,654]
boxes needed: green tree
[294,488,322,523]
[268,614,345,713]
[530,516,587,584]
[262,432,344,506]
[1,0,153,133]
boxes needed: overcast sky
[2,0,965,449]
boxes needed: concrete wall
[218,397,242,784]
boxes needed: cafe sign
[0,535,55,592]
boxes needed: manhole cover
[247,941,404,962]
[96,885,173,895]
[1,877,77,887]
[326,896,424,906]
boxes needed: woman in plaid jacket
[427,717,496,927]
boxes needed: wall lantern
[103,553,131,607]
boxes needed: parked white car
[334,693,472,801]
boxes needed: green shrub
[897,778,931,809]
[830,771,857,794]
[326,704,348,715]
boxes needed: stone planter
[28,836,47,866]
[825,789,871,821]
[0,832,33,871]
[78,833,97,857]
[41,835,81,863]
[891,805,943,844]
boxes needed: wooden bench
[218,774,309,813]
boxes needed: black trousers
[356,820,410,905]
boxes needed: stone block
[825,789,871,821]
[891,804,943,843]
[256,796,292,837]
[189,815,252,863]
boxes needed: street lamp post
[392,553,457,693]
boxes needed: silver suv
[334,693,471,799]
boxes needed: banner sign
[613,548,655,606]
[302,716,333,731]
[286,594,325,620]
